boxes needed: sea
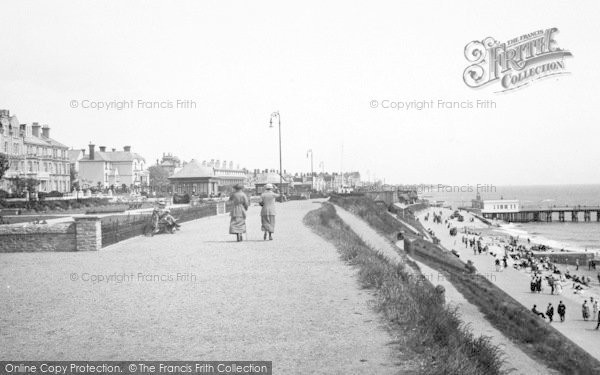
[421,184,600,252]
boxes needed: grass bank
[330,195,600,375]
[304,202,503,375]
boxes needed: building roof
[80,151,146,163]
[41,135,68,149]
[168,159,215,179]
[23,136,49,146]
[68,149,83,163]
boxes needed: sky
[1,0,598,186]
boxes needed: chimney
[99,146,106,152]
[89,144,95,160]
[42,125,50,138]
[81,148,86,156]
[112,148,116,152]
[32,122,41,137]
[123,145,131,152]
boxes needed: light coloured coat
[260,190,280,216]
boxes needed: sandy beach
[416,207,600,361]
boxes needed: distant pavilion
[168,159,246,196]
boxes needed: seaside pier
[482,206,600,223]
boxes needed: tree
[0,153,9,180]
[69,164,79,190]
[148,165,170,191]
[9,176,40,196]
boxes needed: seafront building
[0,109,70,193]
[157,153,182,176]
[168,159,246,196]
[72,144,148,189]
[482,199,520,216]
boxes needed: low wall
[0,216,101,253]
[531,251,596,266]
[0,222,75,252]
[1,201,235,252]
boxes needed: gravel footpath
[0,200,399,374]
[334,206,406,268]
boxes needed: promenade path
[0,200,400,374]
[417,207,600,361]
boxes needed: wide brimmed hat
[264,183,274,190]
[233,183,244,190]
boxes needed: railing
[101,212,152,247]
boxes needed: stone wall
[74,216,102,251]
[0,216,102,253]
[0,222,76,252]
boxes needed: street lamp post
[306,149,313,191]
[270,111,283,200]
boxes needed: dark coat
[229,191,249,218]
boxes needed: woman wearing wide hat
[260,183,280,240]
[228,184,249,242]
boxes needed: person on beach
[495,258,501,272]
[583,300,590,321]
[259,183,280,241]
[228,184,249,242]
[532,304,546,319]
[596,309,600,330]
[546,303,554,322]
[558,301,566,322]
[592,297,599,319]
[549,278,555,295]
[576,259,579,271]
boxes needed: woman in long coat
[260,183,280,240]
[229,184,249,242]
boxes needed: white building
[481,199,520,218]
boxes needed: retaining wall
[0,216,101,253]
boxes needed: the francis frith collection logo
[463,28,572,92]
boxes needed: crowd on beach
[422,208,600,330]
